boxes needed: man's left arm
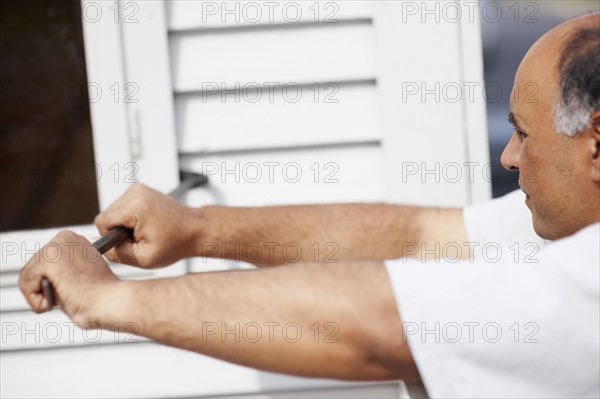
[19,230,419,382]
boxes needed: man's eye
[517,130,528,139]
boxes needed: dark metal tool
[41,171,209,309]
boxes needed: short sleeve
[385,223,600,398]
[463,190,544,248]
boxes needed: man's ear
[591,111,600,183]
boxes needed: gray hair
[554,24,600,136]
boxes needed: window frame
[1,0,182,277]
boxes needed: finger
[94,185,142,233]
[94,209,124,235]
[19,260,51,314]
[95,206,138,237]
[101,238,140,266]
[19,230,88,313]
[26,291,49,314]
[116,240,143,266]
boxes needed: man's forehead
[511,21,570,107]
[510,14,599,131]
[511,57,558,126]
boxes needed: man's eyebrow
[508,112,525,132]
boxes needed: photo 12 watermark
[399,241,540,263]
[198,82,340,104]
[199,241,340,264]
[1,321,140,348]
[198,161,340,184]
[402,321,540,344]
[1,1,142,25]
[399,1,540,24]
[200,321,340,344]
[1,161,140,185]
[399,81,540,105]
[1,239,339,266]
[193,1,342,25]
[1,81,140,104]
[399,161,539,185]
[1,240,121,266]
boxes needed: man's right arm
[95,184,469,267]
[195,203,468,266]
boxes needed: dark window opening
[0,0,99,232]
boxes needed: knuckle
[30,303,47,314]
[137,198,151,212]
[56,229,77,242]
[130,183,146,193]
[94,213,104,226]
[32,305,44,315]
[17,270,28,292]
[55,230,70,240]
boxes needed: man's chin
[531,214,554,241]
[532,216,573,241]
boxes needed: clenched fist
[94,183,202,268]
[19,230,121,324]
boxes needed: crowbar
[41,171,208,309]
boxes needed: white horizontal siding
[181,144,386,207]
[170,23,376,92]
[166,0,374,30]
[1,342,405,398]
[0,310,148,351]
[0,286,31,313]
[0,225,98,273]
[176,81,380,153]
[0,273,19,288]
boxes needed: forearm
[192,204,465,266]
[106,262,418,381]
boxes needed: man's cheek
[521,161,540,185]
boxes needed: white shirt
[385,190,600,398]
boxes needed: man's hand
[19,230,121,326]
[94,183,201,268]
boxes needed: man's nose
[500,132,520,171]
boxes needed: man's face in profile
[500,19,599,240]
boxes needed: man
[20,12,599,398]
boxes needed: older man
[20,12,599,398]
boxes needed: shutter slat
[181,144,386,207]
[176,81,380,153]
[166,0,374,31]
[170,24,375,92]
[0,311,146,351]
